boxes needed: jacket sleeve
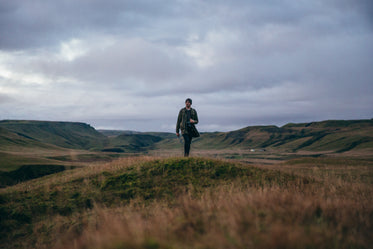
[176,109,182,133]
[193,109,199,124]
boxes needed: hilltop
[0,156,372,249]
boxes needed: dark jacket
[176,107,199,134]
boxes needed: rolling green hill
[98,129,142,137]
[98,119,373,154]
[0,121,110,175]
[2,119,372,155]
[1,118,372,176]
[188,119,373,153]
[105,133,165,152]
[98,130,175,152]
[0,120,108,150]
[0,126,74,172]
[98,119,372,154]
[0,126,55,151]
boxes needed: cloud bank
[0,0,372,131]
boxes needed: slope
[105,133,165,152]
[151,119,373,154]
[0,126,56,151]
[0,120,108,150]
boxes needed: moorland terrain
[0,119,372,248]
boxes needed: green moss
[99,158,307,201]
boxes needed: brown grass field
[1,151,372,249]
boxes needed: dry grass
[256,157,373,185]
[30,158,373,249]
[45,183,372,249]
[2,156,372,249]
[0,156,157,193]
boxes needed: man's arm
[176,110,182,135]
[191,109,198,124]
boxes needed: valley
[1,119,372,187]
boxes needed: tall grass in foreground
[1,157,372,249]
[46,183,372,249]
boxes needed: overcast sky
[0,0,372,132]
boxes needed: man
[176,98,199,157]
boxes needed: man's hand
[176,133,180,137]
[190,119,195,124]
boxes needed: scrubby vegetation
[1,157,372,249]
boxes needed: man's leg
[183,134,192,157]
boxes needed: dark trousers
[183,133,193,157]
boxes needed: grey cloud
[330,0,373,27]
[1,0,372,131]
[18,38,196,91]
[71,39,194,85]
[0,93,14,104]
[0,0,178,50]
[2,0,369,50]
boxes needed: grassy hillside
[0,121,116,181]
[0,157,372,249]
[98,129,174,139]
[0,127,57,151]
[0,120,108,150]
[0,151,67,171]
[98,129,142,136]
[100,130,176,152]
[187,119,373,153]
[2,119,372,156]
[105,133,165,152]
[1,119,372,186]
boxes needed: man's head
[185,98,192,108]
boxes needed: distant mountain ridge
[1,119,372,154]
[194,119,373,152]
[1,118,372,183]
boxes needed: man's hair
[185,98,192,104]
